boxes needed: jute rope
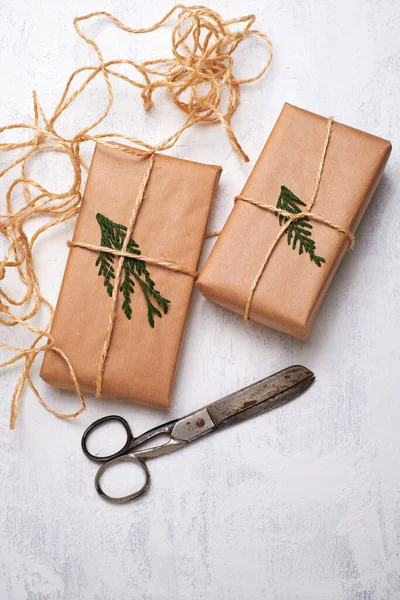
[237,117,355,321]
[94,155,154,397]
[0,6,273,428]
[67,242,200,279]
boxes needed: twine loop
[150,5,272,133]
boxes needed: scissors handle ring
[81,415,133,462]
[94,455,151,503]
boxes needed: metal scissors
[81,365,314,503]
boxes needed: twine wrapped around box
[238,118,355,321]
[67,154,200,398]
[197,103,391,339]
[206,117,355,321]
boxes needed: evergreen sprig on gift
[276,186,326,267]
[95,213,170,327]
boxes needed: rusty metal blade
[205,365,314,429]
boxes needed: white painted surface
[0,1,399,598]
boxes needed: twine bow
[0,6,273,428]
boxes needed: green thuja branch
[276,186,326,267]
[95,213,170,327]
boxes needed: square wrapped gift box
[41,145,221,407]
[197,103,391,339]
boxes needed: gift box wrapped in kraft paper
[197,103,391,339]
[41,145,221,407]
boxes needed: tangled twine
[0,6,272,429]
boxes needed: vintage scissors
[81,365,314,503]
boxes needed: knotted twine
[220,117,355,321]
[0,6,273,428]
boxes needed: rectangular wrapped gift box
[197,103,391,339]
[41,145,222,407]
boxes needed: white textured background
[0,1,399,598]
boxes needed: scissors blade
[171,365,314,443]
[206,365,314,429]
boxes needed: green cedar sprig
[95,213,170,327]
[276,186,326,267]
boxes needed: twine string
[95,154,154,397]
[0,6,272,428]
[67,241,199,279]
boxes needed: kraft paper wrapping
[41,145,222,407]
[197,103,391,339]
